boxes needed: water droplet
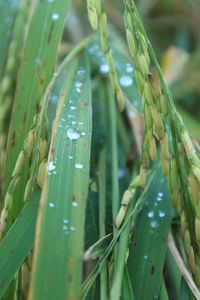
[48,0,54,2]
[35,58,41,67]
[72,201,78,207]
[118,168,125,179]
[71,121,77,125]
[76,87,81,94]
[154,202,158,207]
[51,94,59,104]
[150,220,159,228]
[75,81,82,88]
[68,155,73,159]
[70,226,75,231]
[78,121,83,125]
[67,128,81,140]
[126,63,134,73]
[52,13,59,21]
[144,255,148,260]
[119,75,133,87]
[63,219,69,223]
[100,63,109,74]
[81,132,86,136]
[63,225,68,230]
[75,163,84,169]
[54,72,58,77]
[70,106,76,111]
[157,192,163,202]
[148,211,154,218]
[47,161,56,171]
[68,114,74,118]
[49,202,55,208]
[77,69,86,76]
[158,210,165,218]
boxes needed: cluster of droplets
[87,42,134,87]
[62,218,76,235]
[47,161,57,175]
[145,192,165,231]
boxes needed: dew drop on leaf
[67,128,81,140]
[75,163,84,169]
[119,75,133,87]
[99,63,109,74]
[52,13,59,21]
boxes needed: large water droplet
[119,75,133,87]
[52,13,59,21]
[49,202,55,208]
[150,220,159,228]
[72,201,78,207]
[75,163,84,169]
[67,128,81,140]
[158,210,165,218]
[148,211,154,218]
[70,105,76,111]
[75,81,82,88]
[100,63,109,74]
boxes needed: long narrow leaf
[128,168,172,299]
[3,0,70,218]
[29,55,92,300]
[0,189,40,297]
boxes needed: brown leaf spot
[23,112,27,124]
[11,132,16,148]
[35,103,40,113]
[48,22,55,44]
[151,265,155,275]
[1,278,7,288]
[39,76,45,85]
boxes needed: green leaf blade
[128,168,172,300]
[29,56,92,300]
[0,190,40,297]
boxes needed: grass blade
[0,189,40,297]
[29,55,92,300]
[3,0,70,217]
[128,168,172,300]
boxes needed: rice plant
[0,0,200,299]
